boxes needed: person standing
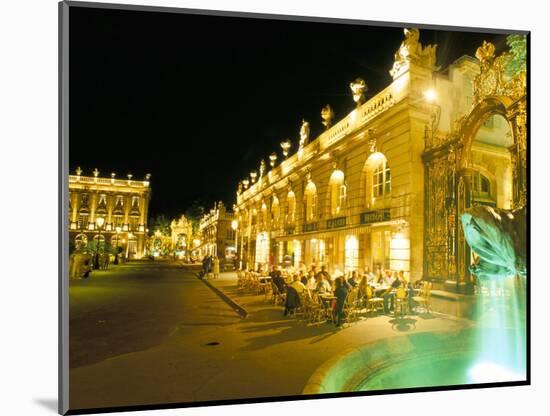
[213,256,220,279]
[334,277,349,328]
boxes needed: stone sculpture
[460,205,526,280]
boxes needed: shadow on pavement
[33,398,57,414]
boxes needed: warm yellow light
[231,219,238,230]
[115,226,122,233]
[424,89,437,103]
[95,217,105,228]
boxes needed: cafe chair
[271,281,286,306]
[394,285,408,318]
[366,285,384,315]
[413,281,432,314]
[343,288,360,324]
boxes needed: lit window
[305,182,317,221]
[372,160,391,198]
[472,172,491,198]
[338,184,346,213]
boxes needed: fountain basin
[303,328,526,394]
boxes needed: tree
[149,214,171,236]
[184,200,206,233]
[504,34,526,79]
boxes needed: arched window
[364,152,391,207]
[75,234,88,249]
[286,191,296,224]
[304,181,317,222]
[329,170,346,215]
[271,196,280,227]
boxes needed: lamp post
[94,216,105,269]
[114,225,122,264]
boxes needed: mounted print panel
[59,2,529,414]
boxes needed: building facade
[170,215,194,258]
[197,202,237,265]
[235,29,526,286]
[68,168,152,258]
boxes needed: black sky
[69,6,510,219]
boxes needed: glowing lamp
[95,216,105,228]
[424,89,437,103]
[231,219,238,230]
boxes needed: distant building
[170,215,193,258]
[197,202,237,266]
[68,167,151,258]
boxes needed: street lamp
[94,216,105,269]
[114,225,122,264]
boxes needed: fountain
[303,205,526,394]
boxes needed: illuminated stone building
[68,168,152,258]
[170,215,193,258]
[197,202,237,264]
[235,29,526,287]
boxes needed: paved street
[69,260,472,411]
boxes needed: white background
[1,0,548,415]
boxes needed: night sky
[69,5,511,218]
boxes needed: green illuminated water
[356,277,526,391]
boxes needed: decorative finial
[280,140,291,158]
[127,173,133,180]
[259,160,266,177]
[111,172,116,178]
[75,166,82,176]
[250,171,257,183]
[242,178,250,189]
[93,168,99,177]
[321,104,334,129]
[350,78,367,106]
[269,152,277,168]
[145,173,151,180]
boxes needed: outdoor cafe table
[258,275,271,283]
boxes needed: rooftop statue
[321,104,334,129]
[299,119,310,149]
[349,78,367,106]
[460,205,526,280]
[390,28,437,79]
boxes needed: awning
[273,220,398,241]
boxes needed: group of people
[266,264,415,327]
[200,255,220,279]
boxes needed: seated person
[347,271,359,288]
[270,266,286,294]
[290,274,306,294]
[284,285,301,316]
[300,271,310,286]
[306,271,317,290]
[383,272,403,313]
[315,265,331,281]
[315,274,332,294]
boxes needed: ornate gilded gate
[423,37,527,285]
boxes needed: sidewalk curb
[198,276,249,319]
